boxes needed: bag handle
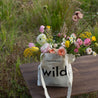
[39,62,50,98]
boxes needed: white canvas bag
[37,53,75,98]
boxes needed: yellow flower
[46,26,51,30]
[24,47,39,57]
[31,47,39,52]
[65,40,70,48]
[80,32,92,38]
[92,36,96,41]
[24,48,33,57]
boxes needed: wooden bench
[20,55,98,98]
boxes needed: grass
[0,0,98,97]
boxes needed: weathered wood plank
[20,55,98,98]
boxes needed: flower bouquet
[24,11,97,98]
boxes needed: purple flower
[28,43,35,48]
[39,25,45,33]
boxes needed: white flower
[69,37,74,44]
[92,51,97,56]
[86,47,92,54]
[62,38,66,42]
[71,33,76,39]
[36,34,47,45]
[54,44,58,48]
[61,42,65,47]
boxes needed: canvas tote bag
[37,53,75,98]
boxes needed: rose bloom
[49,49,55,54]
[75,11,83,19]
[74,48,78,53]
[39,25,45,33]
[72,15,78,22]
[57,47,66,56]
[41,43,50,53]
[28,43,35,48]
[77,38,83,45]
[86,47,92,54]
[84,38,91,46]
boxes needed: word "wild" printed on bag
[42,66,67,77]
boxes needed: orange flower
[49,49,55,54]
[57,47,66,56]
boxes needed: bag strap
[39,62,50,98]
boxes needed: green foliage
[0,0,98,97]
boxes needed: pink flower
[77,38,83,45]
[74,48,78,53]
[58,33,61,37]
[84,38,91,46]
[75,11,83,19]
[72,15,78,22]
[64,35,66,38]
[39,25,45,33]
[41,43,50,53]
[57,47,66,56]
[67,36,70,39]
[74,41,80,48]
[28,43,35,48]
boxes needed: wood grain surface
[20,55,98,98]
